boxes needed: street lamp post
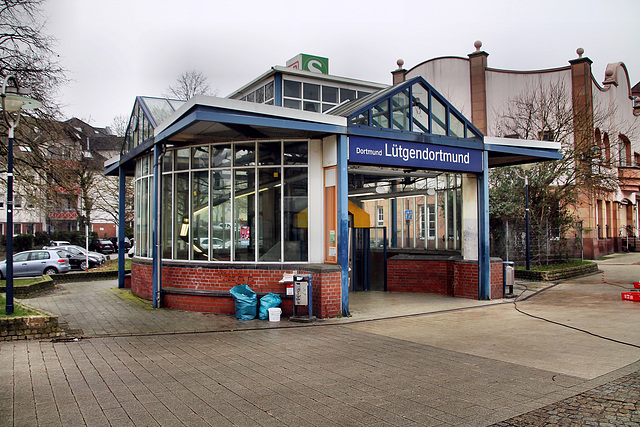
[524,173,530,270]
[1,76,41,314]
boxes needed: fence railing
[491,221,584,267]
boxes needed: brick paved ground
[0,326,593,426]
[493,371,640,426]
[3,253,639,426]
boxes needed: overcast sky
[43,0,640,128]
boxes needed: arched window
[603,133,611,165]
[594,128,603,162]
[619,135,632,166]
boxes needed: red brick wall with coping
[131,261,342,318]
[387,255,504,299]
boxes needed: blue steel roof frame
[121,98,142,155]
[484,143,564,160]
[154,104,348,144]
[121,96,180,155]
[337,76,483,140]
[347,124,484,151]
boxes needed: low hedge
[515,262,599,281]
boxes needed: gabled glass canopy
[122,96,185,155]
[330,77,481,140]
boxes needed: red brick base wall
[453,260,504,299]
[131,262,342,318]
[387,258,453,294]
[388,256,504,300]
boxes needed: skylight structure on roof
[123,96,185,154]
[330,77,482,140]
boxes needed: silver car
[0,249,71,279]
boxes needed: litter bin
[229,284,257,320]
[503,262,515,297]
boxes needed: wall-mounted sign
[348,135,483,173]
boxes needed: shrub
[14,234,34,252]
[34,231,50,247]
[50,231,85,246]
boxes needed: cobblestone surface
[493,371,640,426]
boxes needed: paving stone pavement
[2,253,639,426]
[492,371,640,426]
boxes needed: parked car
[43,240,71,249]
[58,249,94,271]
[41,244,105,265]
[57,247,102,269]
[65,245,106,264]
[0,249,71,279]
[89,239,115,254]
[109,236,132,251]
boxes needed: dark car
[89,239,115,254]
[109,236,132,251]
[59,249,100,270]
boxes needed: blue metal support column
[478,151,491,300]
[337,134,350,316]
[117,166,126,288]
[151,143,161,308]
[5,125,15,314]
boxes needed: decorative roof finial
[397,59,404,70]
[474,40,482,52]
[576,48,584,58]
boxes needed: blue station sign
[348,135,483,173]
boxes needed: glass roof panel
[431,95,447,136]
[141,97,177,127]
[392,89,410,131]
[169,99,186,110]
[336,77,482,141]
[450,112,464,138]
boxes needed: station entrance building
[106,57,561,317]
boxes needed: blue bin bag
[229,285,257,320]
[258,293,282,320]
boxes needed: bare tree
[92,173,134,228]
[0,0,65,115]
[492,80,620,216]
[489,80,637,264]
[108,114,129,137]
[164,69,216,100]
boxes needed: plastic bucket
[268,307,282,322]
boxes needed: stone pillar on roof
[392,59,407,85]
[468,40,489,136]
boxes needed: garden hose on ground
[512,276,640,350]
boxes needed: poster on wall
[240,226,250,246]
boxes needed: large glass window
[142,140,309,263]
[174,172,189,260]
[259,168,281,261]
[161,174,172,259]
[234,169,255,261]
[283,167,308,261]
[378,174,461,251]
[191,171,209,260]
[210,169,231,261]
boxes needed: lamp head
[1,75,42,113]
